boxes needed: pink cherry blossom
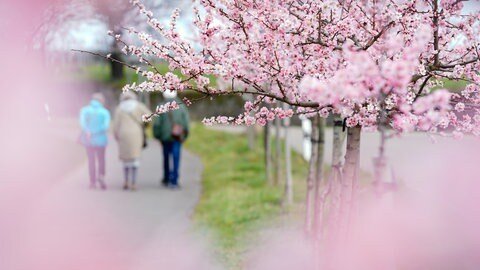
[112,0,480,137]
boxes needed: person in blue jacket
[79,92,111,189]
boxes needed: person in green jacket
[153,90,190,189]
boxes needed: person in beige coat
[113,92,152,190]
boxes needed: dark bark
[283,105,293,205]
[305,116,319,233]
[264,122,272,183]
[274,116,282,186]
[340,126,361,238]
[312,117,326,238]
[328,115,347,240]
[110,51,124,80]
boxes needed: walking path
[14,121,214,270]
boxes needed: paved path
[12,123,213,270]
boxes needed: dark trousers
[161,141,181,185]
[86,146,106,184]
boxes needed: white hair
[121,91,137,101]
[163,90,177,99]
[92,92,105,105]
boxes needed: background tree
[95,0,193,80]
[35,0,188,80]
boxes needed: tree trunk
[374,128,388,195]
[373,108,397,197]
[305,116,319,233]
[373,128,398,207]
[246,125,256,150]
[332,115,346,167]
[327,115,347,241]
[300,117,313,161]
[245,95,256,150]
[274,116,282,185]
[264,122,272,183]
[312,117,326,239]
[110,50,124,80]
[340,126,361,237]
[283,104,293,205]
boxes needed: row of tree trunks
[261,102,294,206]
[262,112,363,241]
[306,114,363,243]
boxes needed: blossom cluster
[141,100,180,122]
[202,106,293,126]
[155,100,180,114]
[118,0,480,136]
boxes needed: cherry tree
[105,0,480,238]
[92,0,191,79]
[37,0,188,79]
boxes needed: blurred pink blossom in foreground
[2,1,480,270]
[247,140,480,270]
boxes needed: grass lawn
[184,124,309,269]
[442,78,468,92]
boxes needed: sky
[463,0,480,12]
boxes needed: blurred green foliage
[78,62,217,89]
[441,78,468,92]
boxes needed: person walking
[153,90,190,189]
[112,92,152,191]
[79,92,111,189]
